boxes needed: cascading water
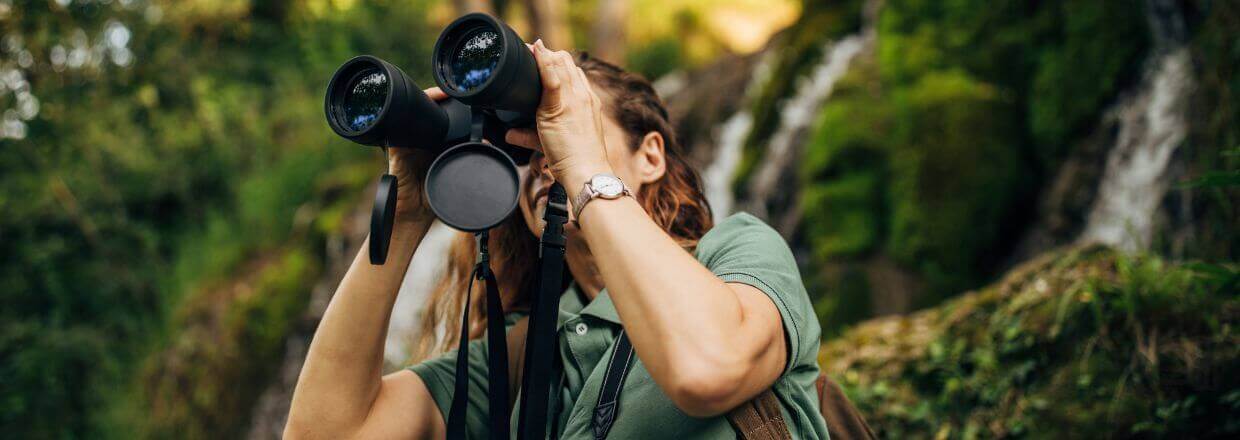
[740,0,878,234]
[701,54,772,223]
[385,221,459,365]
[1079,0,1193,252]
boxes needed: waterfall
[1079,0,1192,252]
[739,19,874,235]
[385,221,460,366]
[701,54,773,222]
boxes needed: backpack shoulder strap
[728,374,877,440]
[816,374,877,440]
[505,317,530,412]
[727,390,792,440]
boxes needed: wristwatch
[572,173,632,225]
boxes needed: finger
[553,51,584,97]
[531,40,563,110]
[572,66,594,99]
[424,87,448,101]
[504,128,542,151]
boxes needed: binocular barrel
[432,13,542,125]
[324,12,541,153]
[324,55,472,149]
[323,13,541,234]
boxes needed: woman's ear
[634,131,667,184]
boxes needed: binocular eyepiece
[325,13,543,259]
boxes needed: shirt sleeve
[695,213,822,374]
[408,338,493,439]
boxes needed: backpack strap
[728,375,877,440]
[816,374,877,440]
[727,390,792,440]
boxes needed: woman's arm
[285,89,450,439]
[519,42,788,417]
[285,220,446,439]
[574,188,788,418]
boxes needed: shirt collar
[560,282,622,325]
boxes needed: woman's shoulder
[698,212,790,254]
[694,212,799,276]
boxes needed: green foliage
[0,1,434,437]
[822,246,1240,438]
[762,0,1153,330]
[882,69,1032,301]
[1180,0,1240,260]
[139,249,320,440]
[627,36,684,80]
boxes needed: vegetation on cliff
[821,246,1239,438]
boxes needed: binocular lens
[342,68,389,132]
[450,28,502,92]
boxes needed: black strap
[447,231,509,440]
[517,183,570,440]
[591,331,634,440]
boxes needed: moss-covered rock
[1179,0,1240,260]
[761,0,1154,330]
[821,246,1240,438]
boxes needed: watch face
[592,175,624,197]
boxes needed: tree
[591,0,629,63]
[523,0,572,50]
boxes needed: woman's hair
[410,54,713,361]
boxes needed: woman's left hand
[505,40,614,189]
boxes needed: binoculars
[324,13,544,262]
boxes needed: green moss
[884,70,1032,299]
[1027,0,1149,164]
[1181,0,1240,259]
[821,246,1240,438]
[785,0,1151,316]
[803,173,883,258]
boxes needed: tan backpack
[504,318,877,440]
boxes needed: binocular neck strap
[447,230,511,440]
[517,182,570,440]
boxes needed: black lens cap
[425,142,520,232]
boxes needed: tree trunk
[523,0,572,50]
[590,0,628,64]
[453,0,495,15]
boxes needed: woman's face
[518,113,653,239]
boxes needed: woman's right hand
[387,87,448,220]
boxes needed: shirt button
[574,323,588,335]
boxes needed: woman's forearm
[573,187,785,416]
[286,217,434,437]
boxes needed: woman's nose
[531,153,553,180]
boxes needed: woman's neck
[565,235,604,300]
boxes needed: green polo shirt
[410,212,829,439]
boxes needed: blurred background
[1,0,1236,438]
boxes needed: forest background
[1,0,1236,438]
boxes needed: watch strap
[572,183,595,223]
[572,175,631,225]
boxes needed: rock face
[820,246,1239,438]
[667,0,1239,338]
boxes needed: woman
[285,40,828,439]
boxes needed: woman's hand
[388,87,444,219]
[505,40,614,190]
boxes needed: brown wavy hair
[410,54,713,361]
